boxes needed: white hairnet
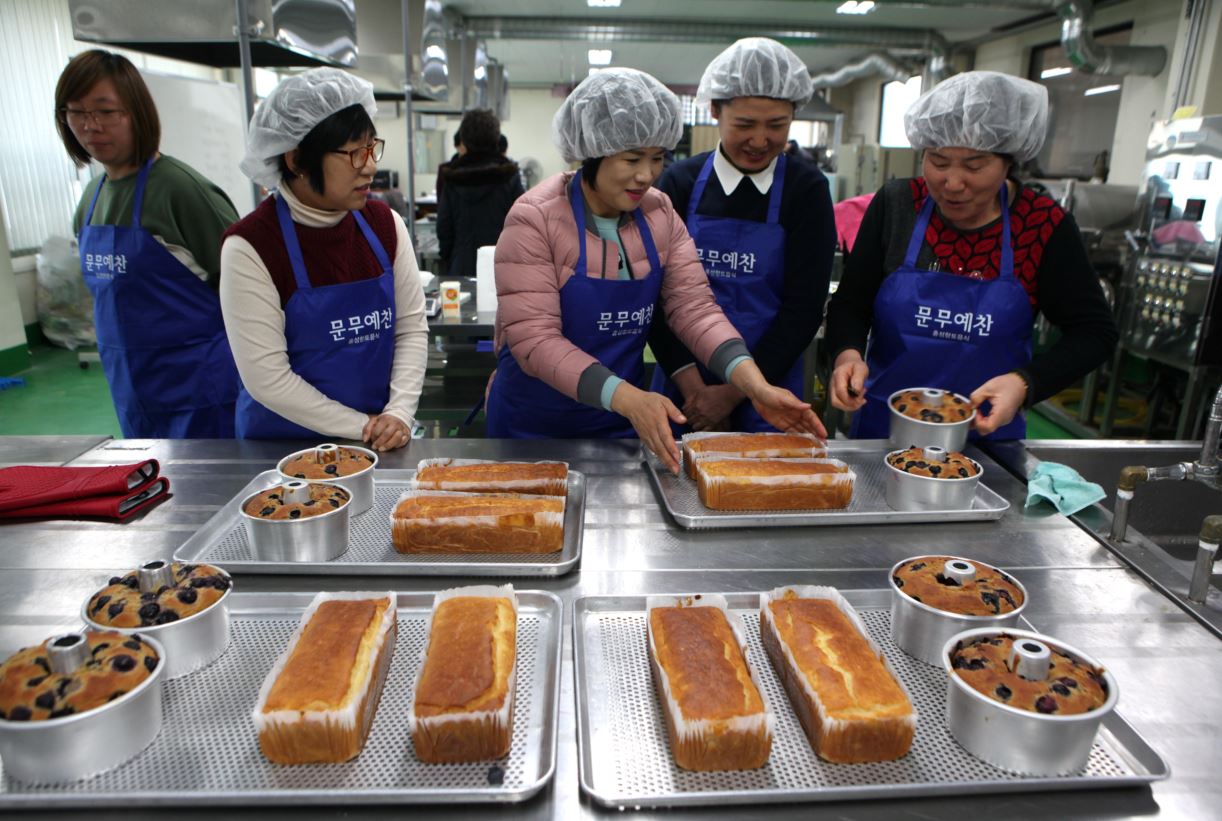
[239,67,377,190]
[551,68,683,164]
[696,37,813,106]
[904,71,1049,162]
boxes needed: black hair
[580,157,604,190]
[457,108,501,155]
[278,104,376,195]
[498,133,508,154]
[453,130,462,148]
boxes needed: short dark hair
[457,108,500,155]
[498,133,508,154]
[580,157,604,190]
[277,104,376,195]
[54,50,160,168]
[453,130,462,148]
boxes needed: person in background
[650,38,836,433]
[56,49,240,438]
[434,131,462,200]
[221,68,428,450]
[487,68,824,472]
[436,109,524,277]
[826,71,1117,438]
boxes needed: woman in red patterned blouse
[826,72,1117,439]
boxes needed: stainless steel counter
[1,437,1219,820]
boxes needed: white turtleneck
[218,185,428,439]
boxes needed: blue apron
[235,194,396,439]
[649,152,799,431]
[79,158,238,439]
[486,170,663,439]
[850,183,1032,440]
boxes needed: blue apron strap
[82,174,107,229]
[130,158,155,228]
[568,169,589,277]
[688,152,717,222]
[903,195,938,269]
[998,182,1015,279]
[765,153,786,224]
[352,210,393,271]
[632,207,663,276]
[274,193,313,291]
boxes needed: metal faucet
[1109,385,1222,601]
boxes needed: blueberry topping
[305,500,316,506]
[177,588,198,605]
[178,564,196,576]
[107,601,125,619]
[486,765,505,785]
[138,602,161,621]
[56,678,75,696]
[123,639,143,651]
[144,655,158,672]
[294,473,305,479]
[34,691,55,710]
[7,706,31,721]
[26,676,46,687]
[289,509,302,519]
[111,654,137,673]
[1051,683,1072,696]
[952,656,987,670]
[108,576,123,586]
[141,591,157,601]
[958,468,969,477]
[108,690,127,701]
[1059,677,1078,689]
[49,707,74,718]
[929,413,944,423]
[268,493,279,500]
[329,499,340,508]
[935,573,961,587]
[994,685,1012,700]
[897,404,907,413]
[1035,695,1059,714]
[91,642,110,655]
[930,466,942,475]
[981,591,1000,613]
[910,594,922,602]
[909,562,927,571]
[260,506,275,516]
[997,590,1017,609]
[893,576,904,588]
[91,595,111,615]
[122,576,139,589]
[324,464,338,475]
[33,657,50,673]
[155,610,180,624]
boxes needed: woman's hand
[830,349,869,411]
[362,413,411,451]
[970,373,1027,435]
[610,383,685,474]
[683,384,743,431]
[729,361,828,439]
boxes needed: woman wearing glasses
[55,50,240,438]
[220,68,428,448]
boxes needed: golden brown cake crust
[890,390,973,422]
[887,448,979,478]
[414,461,567,496]
[281,446,375,479]
[893,557,1023,615]
[0,632,158,721]
[244,483,349,520]
[695,459,853,511]
[263,599,385,712]
[391,494,564,553]
[87,562,229,629]
[951,634,1108,715]
[682,433,826,479]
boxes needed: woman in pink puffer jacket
[486,68,824,472]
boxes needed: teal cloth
[1025,462,1106,515]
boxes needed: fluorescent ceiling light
[1084,84,1121,96]
[473,65,486,81]
[1040,66,1072,79]
[836,0,876,14]
[588,67,605,77]
[587,0,622,7]
[588,49,613,66]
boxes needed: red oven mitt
[0,476,171,521]
[0,461,164,520]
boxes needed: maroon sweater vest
[224,195,398,308]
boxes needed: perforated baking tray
[173,469,584,576]
[0,590,563,808]
[573,590,1167,809]
[647,442,1009,529]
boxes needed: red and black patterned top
[826,177,1117,405]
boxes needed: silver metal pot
[0,631,165,784]
[240,479,350,562]
[885,447,981,511]
[81,560,232,680]
[942,627,1119,776]
[888,387,974,451]
[277,443,377,516]
[888,555,1027,665]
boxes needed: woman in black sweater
[826,71,1117,439]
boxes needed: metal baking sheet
[647,441,1009,529]
[173,469,584,576]
[573,589,1168,809]
[0,590,562,808]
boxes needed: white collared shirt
[712,143,778,196]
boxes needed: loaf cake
[413,458,568,496]
[390,490,564,553]
[252,591,397,764]
[694,457,854,511]
[86,562,231,628]
[647,594,773,771]
[681,432,827,479]
[243,483,350,520]
[887,447,979,479]
[893,556,1023,616]
[280,445,376,479]
[411,584,518,763]
[0,631,159,721]
[890,389,973,423]
[760,586,915,763]
[950,633,1108,715]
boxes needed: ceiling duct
[353,0,449,102]
[414,32,489,113]
[1056,0,1166,76]
[68,0,357,67]
[811,52,915,89]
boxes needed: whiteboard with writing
[139,69,256,217]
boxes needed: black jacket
[436,152,524,277]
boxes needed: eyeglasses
[58,107,127,127]
[330,139,385,168]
